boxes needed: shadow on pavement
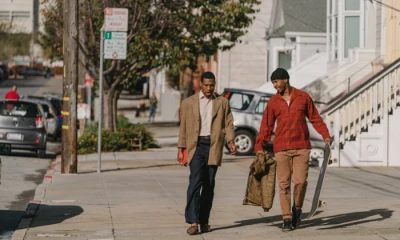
[0,205,82,236]
[28,204,84,229]
[301,208,393,230]
[212,208,393,231]
[0,210,25,236]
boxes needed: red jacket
[5,91,19,100]
[254,87,330,153]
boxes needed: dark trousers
[185,138,218,224]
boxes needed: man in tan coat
[177,71,237,235]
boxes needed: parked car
[222,88,327,158]
[42,94,63,138]
[0,65,10,80]
[20,96,59,141]
[0,100,47,157]
[17,67,53,79]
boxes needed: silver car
[20,96,59,141]
[223,88,327,159]
[0,100,47,157]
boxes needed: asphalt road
[0,76,62,239]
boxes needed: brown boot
[187,224,199,235]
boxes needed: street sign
[104,8,128,32]
[104,32,127,60]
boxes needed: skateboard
[307,144,334,219]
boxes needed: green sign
[104,32,112,39]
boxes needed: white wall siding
[298,36,326,62]
[219,0,273,91]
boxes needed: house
[0,0,42,61]
[266,0,327,78]
[260,0,400,167]
[217,0,274,92]
[321,0,400,167]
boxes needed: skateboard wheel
[318,200,327,207]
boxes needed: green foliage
[0,23,31,60]
[78,115,158,154]
[39,0,64,61]
[42,0,260,129]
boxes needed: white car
[222,88,327,161]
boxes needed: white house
[0,0,42,61]
[218,0,274,92]
[259,0,400,167]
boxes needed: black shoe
[281,219,293,232]
[292,207,302,229]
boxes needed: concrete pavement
[10,149,400,240]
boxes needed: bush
[78,116,159,154]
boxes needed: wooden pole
[62,0,79,173]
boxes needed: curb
[11,165,56,240]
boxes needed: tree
[40,0,260,131]
[0,23,31,61]
[39,0,64,62]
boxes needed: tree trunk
[102,88,115,130]
[112,85,123,132]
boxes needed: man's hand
[228,141,237,155]
[324,137,332,146]
[177,148,184,164]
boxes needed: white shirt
[199,91,214,136]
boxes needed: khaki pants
[275,149,310,220]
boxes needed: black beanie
[270,68,290,81]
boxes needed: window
[0,102,39,117]
[345,0,360,11]
[278,51,291,70]
[224,92,254,111]
[255,96,270,114]
[344,16,360,57]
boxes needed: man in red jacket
[255,68,331,231]
[5,85,19,100]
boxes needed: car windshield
[0,102,39,118]
[224,91,254,110]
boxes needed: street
[0,77,62,239]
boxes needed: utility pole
[62,0,79,174]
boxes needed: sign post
[98,8,128,173]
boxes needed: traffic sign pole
[97,8,128,173]
[97,26,104,173]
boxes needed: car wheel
[37,149,46,158]
[234,130,255,156]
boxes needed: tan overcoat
[178,92,235,166]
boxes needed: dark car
[0,65,10,80]
[0,100,47,157]
[17,67,54,79]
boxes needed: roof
[269,0,326,37]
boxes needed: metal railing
[315,56,382,105]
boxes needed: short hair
[201,71,216,82]
[270,68,290,81]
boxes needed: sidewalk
[11,149,400,240]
